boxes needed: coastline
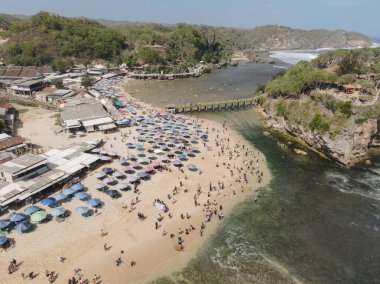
[1,79,270,284]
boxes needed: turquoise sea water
[127,64,380,284]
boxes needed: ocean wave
[273,65,288,70]
[325,170,380,201]
[270,51,318,65]
[210,229,303,283]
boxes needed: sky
[1,0,379,37]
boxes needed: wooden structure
[167,97,258,114]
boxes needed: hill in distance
[0,12,373,69]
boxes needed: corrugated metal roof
[82,117,113,127]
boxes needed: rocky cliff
[262,106,378,166]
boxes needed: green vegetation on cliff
[258,48,380,138]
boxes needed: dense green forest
[0,12,373,71]
[0,12,227,70]
[0,12,126,68]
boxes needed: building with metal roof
[60,98,116,132]
[0,141,101,211]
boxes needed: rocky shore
[260,107,379,166]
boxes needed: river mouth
[128,63,380,283]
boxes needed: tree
[309,113,330,133]
[124,54,137,67]
[338,74,357,84]
[54,80,65,89]
[81,74,93,88]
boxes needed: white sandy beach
[0,81,270,284]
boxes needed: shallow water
[132,64,380,284]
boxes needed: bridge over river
[166,97,258,113]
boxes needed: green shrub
[309,113,330,132]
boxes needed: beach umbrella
[75,206,90,215]
[94,172,106,179]
[178,154,187,160]
[94,183,106,190]
[106,190,120,198]
[14,221,33,233]
[127,154,137,160]
[126,176,138,184]
[0,219,11,230]
[116,183,130,190]
[154,149,163,154]
[137,172,148,178]
[112,171,125,178]
[144,166,154,172]
[173,160,183,167]
[24,205,41,215]
[118,158,128,165]
[31,211,47,222]
[73,192,90,200]
[146,153,157,159]
[187,164,197,171]
[50,207,66,217]
[104,177,116,185]
[151,161,161,168]
[62,188,76,196]
[137,151,145,157]
[87,198,102,208]
[123,166,134,172]
[131,162,141,169]
[9,213,28,223]
[71,183,84,191]
[102,167,114,174]
[0,236,7,245]
[138,159,149,165]
[53,193,67,202]
[40,197,56,206]
[126,143,135,148]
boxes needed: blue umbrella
[87,198,102,208]
[104,177,116,185]
[178,154,187,160]
[106,190,120,198]
[24,205,41,215]
[63,188,76,196]
[14,221,32,233]
[71,183,84,191]
[94,172,106,179]
[75,206,90,215]
[53,193,67,202]
[116,183,129,190]
[102,167,113,174]
[93,183,106,190]
[73,192,90,200]
[9,213,27,223]
[40,197,56,206]
[50,207,66,217]
[0,236,7,245]
[0,219,11,230]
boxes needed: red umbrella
[131,162,141,168]
[123,166,133,172]
[151,161,161,168]
[144,166,154,172]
